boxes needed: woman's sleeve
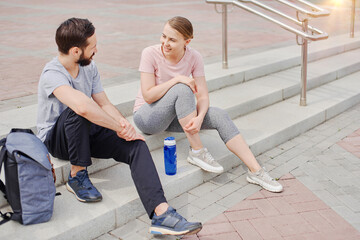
[192,50,205,77]
[139,47,155,73]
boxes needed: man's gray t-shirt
[37,57,104,142]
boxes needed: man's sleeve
[42,71,71,97]
[91,63,104,95]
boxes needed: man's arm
[92,91,144,141]
[53,85,123,133]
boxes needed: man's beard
[77,52,94,66]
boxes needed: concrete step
[1,33,360,209]
[35,45,360,189]
[1,32,360,137]
[1,66,360,240]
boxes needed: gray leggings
[133,83,240,143]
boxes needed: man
[36,17,202,236]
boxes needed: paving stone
[213,181,242,197]
[332,206,360,224]
[252,198,280,216]
[267,197,297,215]
[110,219,149,239]
[168,193,199,210]
[231,220,263,240]
[197,232,241,240]
[210,172,237,186]
[177,204,202,220]
[188,182,219,198]
[94,233,119,240]
[216,191,247,209]
[190,191,223,210]
[300,211,334,231]
[192,203,227,223]
[249,218,283,239]
[336,194,360,212]
[312,190,343,208]
[228,165,247,176]
[197,222,236,237]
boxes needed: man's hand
[117,118,145,141]
[183,116,203,135]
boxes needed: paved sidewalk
[96,102,360,239]
[0,0,358,109]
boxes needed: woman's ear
[184,38,192,47]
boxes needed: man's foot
[66,169,103,202]
[187,148,224,173]
[149,206,202,235]
[246,168,283,192]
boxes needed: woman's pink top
[133,44,205,112]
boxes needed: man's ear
[69,47,81,57]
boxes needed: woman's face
[160,23,189,58]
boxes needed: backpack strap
[0,211,12,225]
[0,138,6,196]
[10,128,34,135]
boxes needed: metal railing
[206,0,330,106]
[351,0,356,37]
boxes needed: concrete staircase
[1,32,360,239]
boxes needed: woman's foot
[246,167,283,192]
[187,148,224,173]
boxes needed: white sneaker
[187,148,224,173]
[246,168,283,192]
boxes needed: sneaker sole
[187,157,224,174]
[66,182,103,203]
[149,225,202,235]
[246,176,283,193]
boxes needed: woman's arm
[141,72,197,104]
[183,76,209,135]
[194,76,209,119]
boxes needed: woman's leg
[134,83,204,150]
[196,107,283,192]
[225,135,261,173]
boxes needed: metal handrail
[232,0,328,40]
[276,0,330,18]
[350,0,355,38]
[206,0,330,106]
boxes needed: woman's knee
[169,83,194,98]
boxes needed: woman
[133,16,283,193]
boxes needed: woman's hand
[183,116,203,135]
[176,75,197,93]
[117,118,145,141]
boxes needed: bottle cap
[164,137,176,146]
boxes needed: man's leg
[44,108,102,202]
[89,124,202,235]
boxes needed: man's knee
[63,108,90,126]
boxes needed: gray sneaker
[187,148,224,173]
[246,168,283,192]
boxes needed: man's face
[77,33,97,66]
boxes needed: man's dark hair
[55,18,95,54]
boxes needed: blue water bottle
[164,137,177,175]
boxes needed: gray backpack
[0,129,56,225]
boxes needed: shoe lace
[203,149,215,164]
[77,171,93,190]
[259,169,275,182]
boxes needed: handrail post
[222,4,228,69]
[350,0,355,38]
[300,18,308,106]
